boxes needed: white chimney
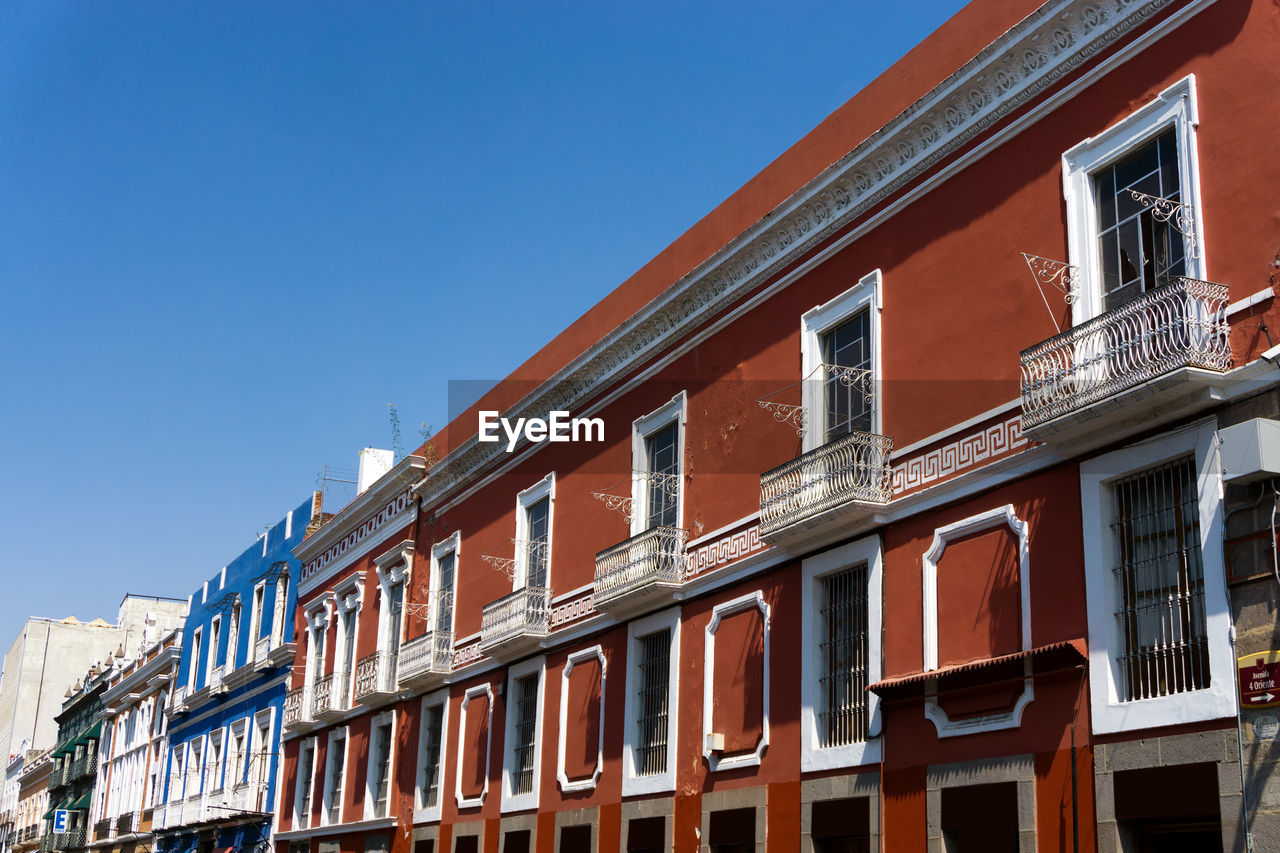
[358,448,395,494]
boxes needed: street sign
[52,810,69,834]
[1239,651,1280,709]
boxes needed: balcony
[353,651,398,706]
[283,686,313,732]
[207,664,227,695]
[51,829,85,850]
[312,673,349,722]
[593,526,688,615]
[1020,276,1231,442]
[171,685,188,714]
[397,630,453,689]
[92,820,110,843]
[759,430,894,544]
[268,640,297,668]
[114,812,134,836]
[479,586,551,660]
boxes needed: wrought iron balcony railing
[759,430,894,539]
[51,829,85,850]
[353,651,398,702]
[1020,276,1231,429]
[311,673,339,718]
[92,820,110,842]
[114,812,134,836]
[479,586,551,654]
[398,630,453,686]
[283,685,311,729]
[171,685,188,713]
[593,526,688,610]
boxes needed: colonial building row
[268,1,1280,851]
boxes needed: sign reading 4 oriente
[1239,651,1280,709]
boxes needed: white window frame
[1081,418,1235,733]
[413,688,450,824]
[333,576,365,705]
[800,535,883,771]
[226,600,241,672]
[556,645,606,793]
[622,607,679,796]
[1063,74,1205,325]
[272,572,291,646]
[249,707,275,812]
[513,473,555,590]
[226,718,248,795]
[207,729,225,794]
[454,683,494,810]
[800,268,883,451]
[293,737,318,830]
[702,591,771,772]
[630,393,687,536]
[500,656,545,813]
[921,505,1034,737]
[207,616,223,685]
[304,593,335,693]
[363,710,396,820]
[320,726,349,826]
[373,540,414,655]
[188,628,203,691]
[250,581,266,647]
[429,533,461,635]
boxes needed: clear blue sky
[0,1,968,644]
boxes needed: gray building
[0,596,187,766]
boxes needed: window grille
[327,739,344,824]
[387,583,403,684]
[1111,455,1209,701]
[372,723,391,818]
[818,564,869,747]
[511,674,539,796]
[525,498,550,587]
[419,704,444,808]
[821,311,872,441]
[645,424,680,529]
[1094,128,1185,310]
[435,553,456,635]
[635,629,671,776]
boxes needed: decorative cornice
[414,0,1194,512]
[103,646,181,705]
[297,456,425,594]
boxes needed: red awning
[867,639,1086,699]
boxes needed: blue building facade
[155,496,314,853]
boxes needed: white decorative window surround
[500,656,545,813]
[374,540,413,653]
[921,504,1033,737]
[630,393,687,536]
[800,269,883,451]
[622,607,680,796]
[429,533,461,634]
[188,627,203,691]
[800,535,882,771]
[208,616,222,686]
[1081,419,1235,733]
[413,688,449,824]
[703,591,771,772]
[514,473,555,589]
[1063,75,1205,324]
[320,726,348,826]
[250,708,275,811]
[455,683,494,810]
[362,710,396,820]
[557,646,606,793]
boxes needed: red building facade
[272,0,1280,849]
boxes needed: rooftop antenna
[388,404,405,461]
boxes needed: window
[622,607,679,796]
[374,541,413,684]
[1111,456,1209,700]
[226,721,246,794]
[1063,75,1203,324]
[188,629,203,691]
[227,601,241,671]
[339,608,357,705]
[635,631,670,777]
[188,739,203,798]
[501,657,544,812]
[322,729,347,825]
[208,616,222,683]
[801,535,882,771]
[430,535,459,637]
[273,573,290,645]
[515,475,554,589]
[1081,419,1234,733]
[414,691,448,822]
[208,731,224,792]
[630,394,686,535]
[817,565,869,747]
[294,739,316,829]
[366,713,394,819]
[250,583,265,648]
[800,269,882,452]
[250,711,273,811]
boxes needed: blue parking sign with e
[53,810,69,833]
